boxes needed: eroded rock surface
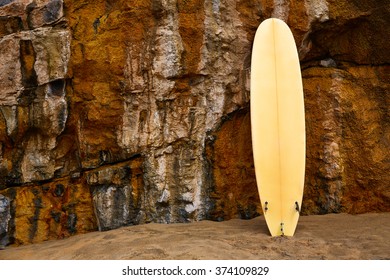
[0,194,10,246]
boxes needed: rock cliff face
[0,0,389,245]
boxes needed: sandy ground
[0,213,389,260]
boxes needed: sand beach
[1,212,389,260]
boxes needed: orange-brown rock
[0,177,97,245]
[206,108,260,221]
[303,65,390,214]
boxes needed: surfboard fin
[295,201,300,212]
[280,222,284,236]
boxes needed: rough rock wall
[0,0,95,246]
[0,0,389,245]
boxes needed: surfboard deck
[250,18,305,236]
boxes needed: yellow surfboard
[250,18,305,236]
